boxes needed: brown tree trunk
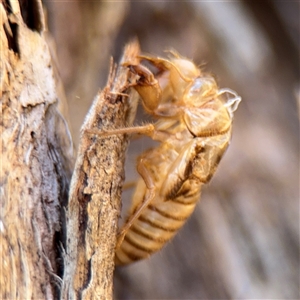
[1,0,73,299]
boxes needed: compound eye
[189,78,204,93]
[187,77,217,102]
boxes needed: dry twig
[61,41,140,299]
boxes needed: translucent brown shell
[115,52,241,265]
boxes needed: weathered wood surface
[61,41,140,299]
[1,1,139,299]
[1,1,73,299]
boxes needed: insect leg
[159,133,230,199]
[85,124,155,137]
[116,151,158,248]
[138,55,173,73]
[191,134,231,184]
[85,124,170,143]
[124,63,162,114]
[138,55,193,83]
[117,187,156,248]
[159,140,200,199]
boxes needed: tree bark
[61,42,140,299]
[1,1,137,299]
[1,1,73,299]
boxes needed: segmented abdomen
[115,180,202,265]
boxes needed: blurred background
[45,1,299,299]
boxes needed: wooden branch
[61,41,140,299]
[1,1,73,299]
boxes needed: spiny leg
[191,135,230,184]
[123,63,162,114]
[138,55,173,73]
[125,57,190,116]
[138,55,193,83]
[159,140,199,198]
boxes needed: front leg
[124,63,162,115]
[125,62,185,121]
[160,133,230,200]
[191,133,231,184]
